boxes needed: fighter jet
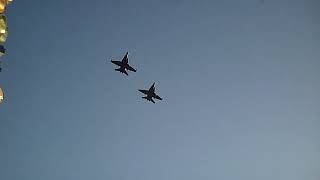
[111,52,136,76]
[139,82,162,103]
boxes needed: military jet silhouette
[111,52,136,76]
[139,82,162,103]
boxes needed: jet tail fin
[115,68,128,76]
[150,98,155,103]
[142,96,155,103]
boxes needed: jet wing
[127,65,136,72]
[154,94,162,100]
[139,89,149,94]
[149,83,155,92]
[121,52,129,64]
[111,60,123,67]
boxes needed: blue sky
[1,0,319,180]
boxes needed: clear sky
[1,0,319,180]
